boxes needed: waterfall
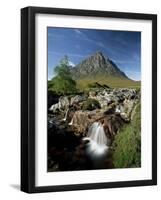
[83,122,109,156]
[68,116,74,125]
[62,108,69,121]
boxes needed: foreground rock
[49,94,87,113]
[69,110,103,136]
[49,88,140,136]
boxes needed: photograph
[47,27,141,172]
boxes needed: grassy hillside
[112,102,141,168]
[76,76,140,90]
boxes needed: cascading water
[62,108,69,121]
[68,116,74,125]
[83,122,109,156]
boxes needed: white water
[68,116,74,125]
[83,122,109,156]
[62,108,69,121]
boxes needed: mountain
[70,52,129,80]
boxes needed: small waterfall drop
[83,122,109,156]
[68,116,74,125]
[62,108,69,121]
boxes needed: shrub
[82,98,101,111]
[112,102,141,168]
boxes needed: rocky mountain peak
[70,51,128,80]
[94,51,105,58]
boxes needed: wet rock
[98,114,124,140]
[70,110,104,136]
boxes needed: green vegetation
[87,82,110,89]
[48,56,77,95]
[82,98,101,111]
[77,76,140,90]
[112,102,141,168]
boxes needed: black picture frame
[21,6,157,193]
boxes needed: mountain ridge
[70,51,129,80]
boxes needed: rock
[115,98,136,121]
[90,88,139,110]
[70,52,128,80]
[49,88,139,113]
[49,96,70,113]
[49,103,60,113]
[49,88,139,135]
[82,98,101,111]
[70,94,87,105]
[69,108,123,138]
[89,91,97,98]
[89,90,113,109]
[50,94,87,113]
[97,114,124,140]
[59,96,70,109]
[70,110,104,136]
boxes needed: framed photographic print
[21,6,157,193]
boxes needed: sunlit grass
[112,102,141,168]
[76,76,140,90]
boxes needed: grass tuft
[112,102,141,168]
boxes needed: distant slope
[77,77,140,90]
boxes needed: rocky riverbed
[48,87,140,171]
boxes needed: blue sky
[48,27,141,81]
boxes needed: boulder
[50,94,87,113]
[59,96,70,109]
[89,90,113,109]
[70,94,87,105]
[97,114,124,140]
[49,96,70,113]
[49,102,60,113]
[70,110,104,136]
[115,98,136,121]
